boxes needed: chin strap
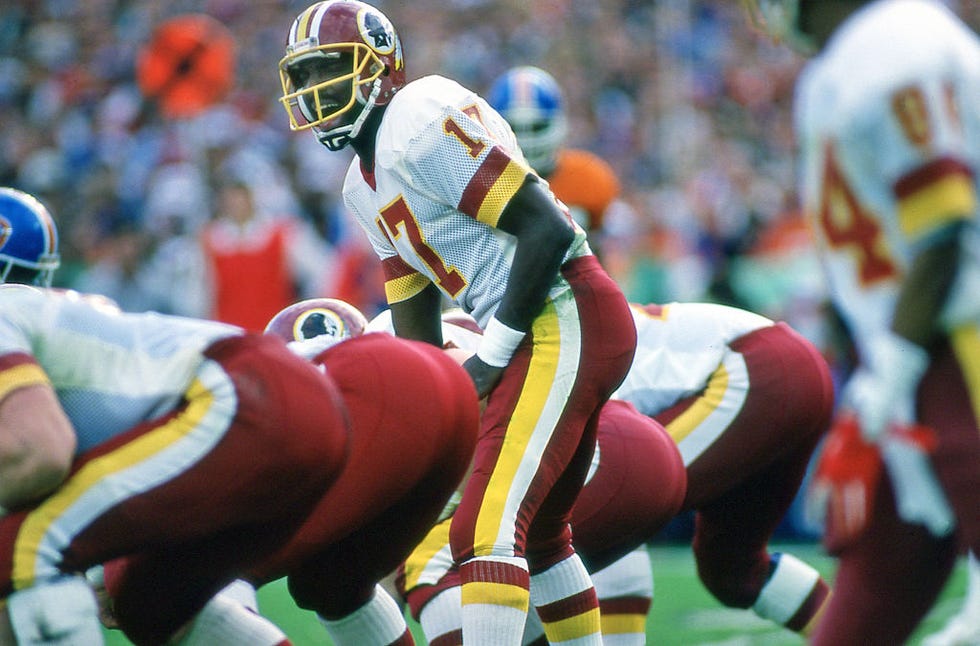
[319,78,383,151]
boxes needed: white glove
[7,575,104,645]
[881,424,955,538]
[844,332,930,441]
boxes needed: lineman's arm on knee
[0,384,76,511]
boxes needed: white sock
[419,587,463,644]
[318,584,409,646]
[460,555,530,646]
[177,592,287,646]
[219,579,259,612]
[591,548,653,646]
[529,553,602,645]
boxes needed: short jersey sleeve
[390,93,532,229]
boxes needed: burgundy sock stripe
[536,588,599,623]
[460,560,530,587]
[430,630,463,646]
[786,579,831,632]
[388,630,415,646]
[599,596,652,616]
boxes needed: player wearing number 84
[744,0,980,643]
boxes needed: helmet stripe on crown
[293,1,333,44]
[40,206,57,255]
[293,2,319,43]
[514,71,534,108]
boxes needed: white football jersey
[613,302,773,416]
[0,286,242,453]
[343,75,591,327]
[794,0,980,355]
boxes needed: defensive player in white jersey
[277,2,638,644]
[396,302,834,645]
[747,0,980,643]
[0,287,349,645]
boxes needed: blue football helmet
[0,187,60,286]
[486,66,568,176]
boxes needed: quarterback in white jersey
[0,286,349,644]
[341,74,592,327]
[750,0,980,644]
[396,301,835,644]
[278,2,639,644]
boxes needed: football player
[99,298,481,646]
[746,0,980,643]
[0,287,349,645]
[398,302,834,644]
[0,187,60,287]
[278,2,638,644]
[486,66,621,250]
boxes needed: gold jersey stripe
[384,272,431,304]
[897,173,976,238]
[13,377,216,589]
[665,361,729,444]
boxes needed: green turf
[103,543,969,645]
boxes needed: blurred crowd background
[3,0,978,533]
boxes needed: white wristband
[868,331,929,394]
[477,316,526,367]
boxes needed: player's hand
[807,414,884,554]
[880,423,955,538]
[462,354,504,399]
[85,565,119,629]
[843,332,929,441]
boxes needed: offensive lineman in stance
[96,298,480,646]
[0,286,349,645]
[277,2,637,643]
[747,0,980,643]
[399,302,834,645]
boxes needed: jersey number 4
[817,143,898,285]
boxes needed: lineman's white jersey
[613,302,773,416]
[370,302,772,419]
[794,0,980,356]
[343,75,591,327]
[0,286,242,453]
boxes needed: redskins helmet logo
[0,217,10,251]
[358,8,396,55]
[294,307,347,341]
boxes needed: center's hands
[462,354,505,400]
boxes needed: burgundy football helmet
[279,0,406,151]
[265,297,369,344]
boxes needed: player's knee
[287,572,374,618]
[694,551,763,609]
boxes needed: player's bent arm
[493,176,576,333]
[892,222,963,348]
[390,283,445,348]
[0,384,76,511]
